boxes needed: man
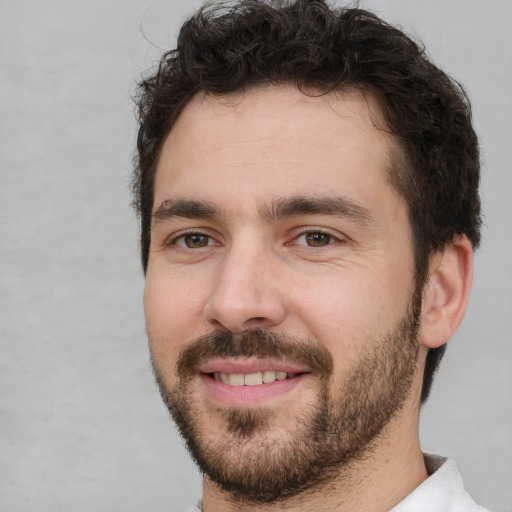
[133,1,488,510]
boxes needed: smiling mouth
[208,371,304,386]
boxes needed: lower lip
[198,373,309,407]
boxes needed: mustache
[175,330,333,381]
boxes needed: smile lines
[211,371,299,386]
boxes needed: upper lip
[198,358,310,375]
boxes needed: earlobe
[419,235,474,349]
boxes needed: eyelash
[290,229,342,248]
[166,228,342,250]
[168,231,219,249]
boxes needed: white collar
[390,454,489,511]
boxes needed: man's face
[144,86,423,503]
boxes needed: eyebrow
[152,199,219,224]
[152,195,373,226]
[261,196,373,225]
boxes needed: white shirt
[185,455,490,511]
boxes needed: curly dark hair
[133,0,481,403]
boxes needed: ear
[419,235,474,349]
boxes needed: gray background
[1,1,510,511]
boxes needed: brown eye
[305,232,332,247]
[183,234,210,248]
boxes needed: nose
[203,244,287,333]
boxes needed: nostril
[243,316,271,330]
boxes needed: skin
[144,86,473,512]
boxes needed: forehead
[153,85,400,214]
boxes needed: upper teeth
[213,371,289,386]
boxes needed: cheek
[144,270,208,361]
[290,261,414,361]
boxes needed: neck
[201,400,428,512]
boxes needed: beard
[151,306,420,506]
